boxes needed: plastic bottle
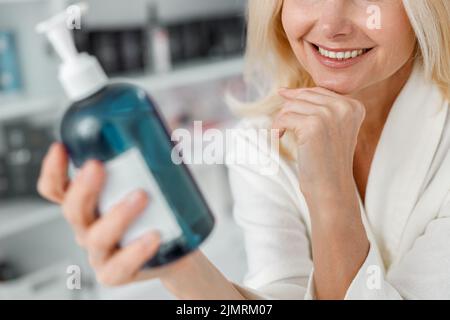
[36,4,214,267]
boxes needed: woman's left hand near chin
[273,87,365,217]
[273,87,369,299]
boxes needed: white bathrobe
[226,63,450,300]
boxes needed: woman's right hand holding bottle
[37,142,245,299]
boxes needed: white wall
[0,0,247,98]
[0,0,60,98]
[71,0,246,27]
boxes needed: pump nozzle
[36,2,88,63]
[36,2,108,101]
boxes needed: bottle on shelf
[0,31,22,95]
[146,3,172,74]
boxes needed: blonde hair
[229,0,450,118]
[403,0,450,101]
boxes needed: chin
[313,78,360,95]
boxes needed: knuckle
[86,230,108,251]
[102,261,131,286]
[113,204,135,226]
[37,179,60,203]
[61,201,76,224]
[107,209,136,238]
[293,127,303,140]
[273,111,289,128]
[75,233,88,248]
[62,205,84,227]
[309,116,324,132]
[278,107,291,119]
[280,111,292,121]
[318,106,332,120]
[87,253,100,268]
[136,240,152,256]
[37,180,52,199]
[96,270,116,287]
[355,102,366,118]
[335,102,357,121]
[337,101,351,115]
[347,98,362,111]
[346,101,366,123]
[115,262,132,280]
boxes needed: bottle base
[143,217,215,268]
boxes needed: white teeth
[317,46,367,60]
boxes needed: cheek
[371,11,416,67]
[281,2,313,44]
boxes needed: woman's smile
[306,40,376,69]
[281,0,417,94]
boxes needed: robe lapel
[392,134,450,267]
[363,63,448,267]
[357,191,387,270]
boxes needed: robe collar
[358,62,448,267]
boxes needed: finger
[303,86,341,97]
[62,160,105,234]
[279,87,338,99]
[281,98,326,117]
[275,98,326,139]
[282,88,366,127]
[272,112,313,144]
[96,231,161,286]
[37,143,70,203]
[279,88,337,107]
[86,190,149,266]
[281,89,354,120]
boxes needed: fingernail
[49,143,59,153]
[142,231,160,250]
[80,161,99,181]
[127,190,147,207]
[87,160,100,172]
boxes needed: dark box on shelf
[2,121,53,199]
[0,155,10,199]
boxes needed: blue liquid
[61,83,215,267]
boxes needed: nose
[319,0,354,40]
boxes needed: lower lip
[308,42,375,69]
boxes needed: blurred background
[0,0,249,299]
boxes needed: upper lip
[309,41,374,52]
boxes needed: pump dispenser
[36,4,215,267]
[36,3,107,101]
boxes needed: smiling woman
[224,0,450,300]
[231,0,449,117]
[37,0,450,300]
[282,0,416,93]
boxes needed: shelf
[0,0,48,3]
[0,200,61,238]
[127,57,244,93]
[0,57,243,122]
[0,95,61,122]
